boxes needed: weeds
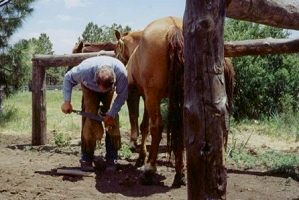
[260,151,299,180]
[0,105,17,126]
[227,139,299,181]
[53,130,71,147]
[119,143,133,159]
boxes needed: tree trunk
[227,0,299,30]
[183,0,228,199]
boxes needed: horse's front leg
[127,87,140,151]
[135,100,149,167]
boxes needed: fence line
[23,85,81,91]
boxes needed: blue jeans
[81,132,118,162]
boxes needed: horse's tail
[166,25,184,156]
[223,58,235,150]
[223,58,235,115]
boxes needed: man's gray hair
[95,65,116,88]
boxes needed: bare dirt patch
[0,131,298,200]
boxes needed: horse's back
[141,16,182,51]
[136,17,183,91]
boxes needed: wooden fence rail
[31,51,114,145]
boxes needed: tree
[29,33,54,55]
[0,39,32,93]
[224,19,299,120]
[0,0,35,48]
[0,0,36,96]
[29,33,64,85]
[78,22,131,43]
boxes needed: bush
[225,19,299,120]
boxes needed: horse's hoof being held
[128,141,138,152]
[172,171,187,188]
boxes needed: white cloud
[45,29,81,54]
[56,14,72,22]
[64,0,84,9]
[55,14,83,22]
[11,28,80,55]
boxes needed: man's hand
[61,101,73,114]
[104,115,115,127]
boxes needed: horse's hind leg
[172,148,187,187]
[127,87,140,150]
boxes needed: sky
[11,0,186,55]
[11,0,299,55]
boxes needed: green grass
[1,91,299,179]
[0,90,133,139]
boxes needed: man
[61,56,128,172]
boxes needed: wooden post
[183,0,227,199]
[31,60,47,145]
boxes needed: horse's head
[114,29,143,65]
[66,41,85,72]
[115,30,130,65]
[82,41,117,53]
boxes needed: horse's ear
[72,41,84,53]
[123,32,129,36]
[78,41,84,51]
[115,29,121,40]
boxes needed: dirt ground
[0,130,299,200]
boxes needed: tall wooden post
[31,60,47,145]
[183,0,227,199]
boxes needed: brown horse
[72,41,117,53]
[115,16,235,187]
[114,30,145,150]
[67,41,117,72]
[115,16,186,186]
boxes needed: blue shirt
[63,56,128,117]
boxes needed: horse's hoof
[135,157,145,168]
[139,171,154,185]
[172,172,187,188]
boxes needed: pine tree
[0,0,36,97]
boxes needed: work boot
[80,159,94,172]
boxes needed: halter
[115,38,128,64]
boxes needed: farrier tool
[72,109,105,122]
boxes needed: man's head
[95,65,115,92]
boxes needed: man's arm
[107,71,128,118]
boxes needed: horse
[114,30,144,150]
[115,16,185,186]
[115,16,235,187]
[67,41,117,72]
[72,41,117,53]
